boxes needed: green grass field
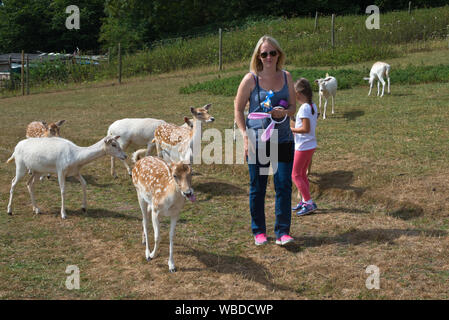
[1,15,449,299]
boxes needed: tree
[0,0,104,53]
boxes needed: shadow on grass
[386,205,423,220]
[182,248,293,293]
[66,175,115,188]
[342,110,364,121]
[284,227,447,253]
[194,181,245,196]
[311,170,366,198]
[67,208,140,221]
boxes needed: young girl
[290,78,318,216]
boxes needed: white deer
[315,73,337,120]
[153,104,214,163]
[107,118,166,178]
[364,61,391,97]
[6,136,126,219]
[26,120,66,180]
[132,155,195,272]
[107,117,194,178]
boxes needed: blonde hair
[250,35,286,75]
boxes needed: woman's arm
[291,118,310,134]
[234,73,255,158]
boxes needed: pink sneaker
[276,234,294,245]
[254,233,268,246]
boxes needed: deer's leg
[332,96,334,114]
[137,194,151,259]
[387,77,391,94]
[323,98,328,120]
[377,80,380,96]
[7,165,26,215]
[26,173,40,214]
[111,156,116,178]
[168,216,178,273]
[76,174,87,212]
[150,208,161,259]
[137,194,148,245]
[318,94,322,114]
[368,81,373,96]
[57,171,67,219]
[379,78,386,97]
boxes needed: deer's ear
[41,121,48,129]
[314,79,319,83]
[203,103,212,110]
[190,107,196,115]
[114,135,120,140]
[56,120,66,127]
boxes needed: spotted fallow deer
[153,104,214,163]
[132,155,195,272]
[26,120,66,138]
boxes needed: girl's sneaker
[276,235,294,245]
[254,233,268,246]
[292,201,305,211]
[296,202,318,216]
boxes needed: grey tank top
[246,71,293,143]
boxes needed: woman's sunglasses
[260,50,277,58]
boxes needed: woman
[234,35,296,246]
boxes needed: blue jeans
[248,153,293,239]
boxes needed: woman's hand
[270,107,287,119]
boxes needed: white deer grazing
[107,118,166,178]
[153,104,214,163]
[132,155,195,272]
[6,136,126,219]
[315,74,337,120]
[107,117,194,178]
[26,120,66,138]
[364,61,391,97]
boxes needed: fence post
[21,50,24,96]
[447,25,449,48]
[408,2,412,14]
[8,55,12,89]
[26,54,29,95]
[118,43,122,84]
[108,47,111,65]
[331,14,335,49]
[219,28,223,71]
[314,11,318,33]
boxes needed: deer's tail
[132,149,148,164]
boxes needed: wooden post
[314,11,318,33]
[331,14,335,49]
[408,2,412,14]
[108,47,111,65]
[118,43,122,84]
[26,54,30,95]
[21,50,24,95]
[218,28,223,71]
[8,55,12,89]
[447,25,449,49]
